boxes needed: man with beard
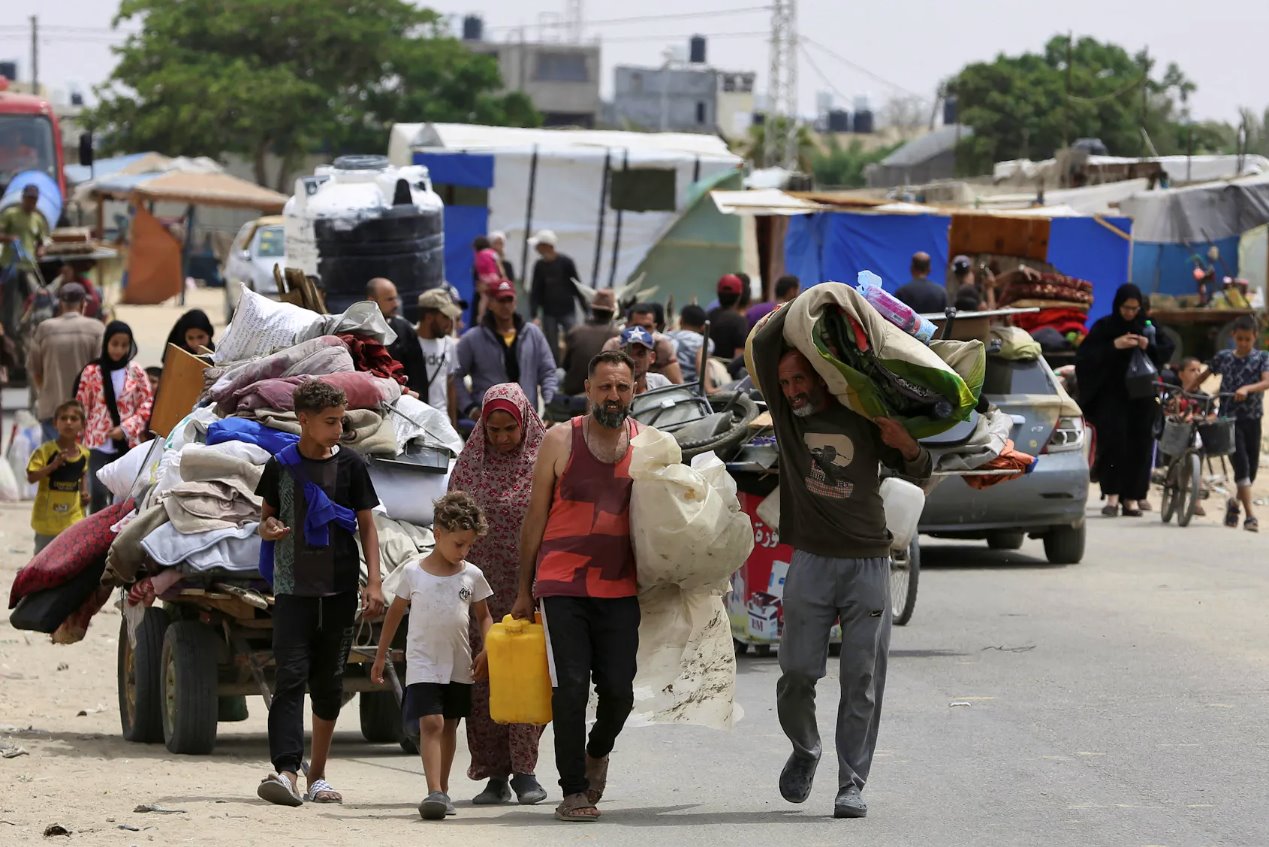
[758,348,931,820]
[512,350,644,823]
[394,289,463,425]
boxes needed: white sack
[96,439,161,500]
[213,288,326,364]
[627,428,752,729]
[320,301,397,346]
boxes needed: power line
[801,45,849,105]
[598,30,768,45]
[800,35,927,101]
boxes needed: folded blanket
[179,445,264,490]
[749,283,984,438]
[105,502,171,584]
[206,417,299,456]
[142,521,261,568]
[248,407,397,456]
[962,439,1036,489]
[225,371,402,415]
[9,498,135,607]
[163,480,261,534]
[929,407,1015,472]
[206,336,354,406]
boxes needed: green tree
[738,117,817,172]
[812,137,901,188]
[947,35,1228,173]
[86,0,539,190]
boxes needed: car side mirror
[78,132,93,168]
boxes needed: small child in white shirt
[373,491,493,820]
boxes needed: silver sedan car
[919,353,1090,564]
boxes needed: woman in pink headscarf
[448,382,549,806]
[471,235,507,326]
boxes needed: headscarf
[1107,283,1146,335]
[165,308,216,353]
[94,320,137,442]
[448,383,545,591]
[1076,283,1149,416]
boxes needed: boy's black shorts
[1230,416,1262,487]
[402,682,472,723]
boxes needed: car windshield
[981,357,1055,397]
[255,226,284,258]
[0,114,57,188]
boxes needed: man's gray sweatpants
[776,550,891,791]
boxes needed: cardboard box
[148,344,209,438]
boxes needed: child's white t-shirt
[396,560,493,686]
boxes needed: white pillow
[213,288,326,364]
[96,439,162,500]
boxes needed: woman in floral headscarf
[447,382,549,806]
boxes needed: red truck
[0,76,69,209]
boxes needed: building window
[609,168,676,212]
[696,101,707,124]
[535,52,589,82]
[631,72,643,93]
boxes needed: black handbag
[1124,348,1158,399]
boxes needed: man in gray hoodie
[456,280,559,419]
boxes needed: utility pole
[30,15,39,94]
[765,0,798,169]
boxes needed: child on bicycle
[1203,317,1269,532]
[372,491,494,821]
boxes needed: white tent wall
[487,147,739,291]
[1239,225,1268,301]
[390,122,743,294]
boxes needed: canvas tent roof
[81,157,288,212]
[389,122,740,165]
[1119,172,1269,243]
[994,153,1269,185]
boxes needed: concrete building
[612,64,755,140]
[461,17,601,128]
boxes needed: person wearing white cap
[529,230,586,365]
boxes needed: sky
[5,0,1269,131]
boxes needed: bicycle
[1156,389,1237,527]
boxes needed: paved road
[3,505,1267,846]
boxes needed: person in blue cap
[620,325,671,395]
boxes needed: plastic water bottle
[856,270,937,344]
[1144,320,1157,347]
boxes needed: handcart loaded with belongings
[8,284,464,756]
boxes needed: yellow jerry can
[486,613,553,725]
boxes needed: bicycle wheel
[890,539,920,626]
[1160,459,1178,524]
[1177,451,1202,528]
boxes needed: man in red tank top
[513,350,642,823]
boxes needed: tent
[1120,173,1269,298]
[712,191,1132,321]
[388,122,743,308]
[78,156,287,304]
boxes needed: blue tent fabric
[785,211,1133,320]
[412,152,495,189]
[1131,236,1240,302]
[1048,216,1133,322]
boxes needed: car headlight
[1043,416,1085,453]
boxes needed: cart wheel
[754,644,773,658]
[891,539,920,626]
[359,690,405,744]
[118,607,168,743]
[161,621,220,755]
[218,696,249,723]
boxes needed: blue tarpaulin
[785,210,1132,320]
[1131,237,1240,300]
[413,152,496,303]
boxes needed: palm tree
[737,116,816,172]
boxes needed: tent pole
[592,148,611,285]
[520,145,539,305]
[608,149,629,289]
[179,203,195,307]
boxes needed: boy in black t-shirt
[254,380,383,806]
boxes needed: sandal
[1225,498,1241,528]
[305,777,343,804]
[257,773,304,807]
[554,792,600,822]
[1101,504,1119,517]
[1245,517,1259,533]
[584,755,609,805]
[1121,506,1142,517]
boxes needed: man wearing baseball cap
[707,274,750,361]
[28,282,105,442]
[529,229,587,364]
[392,287,464,424]
[456,279,559,420]
[619,325,671,395]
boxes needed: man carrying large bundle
[751,316,933,820]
